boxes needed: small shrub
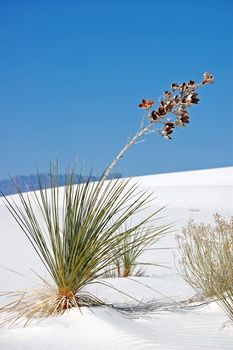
[177,214,233,322]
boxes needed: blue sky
[0,0,232,179]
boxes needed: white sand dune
[134,166,233,187]
[0,167,233,349]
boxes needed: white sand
[0,166,233,349]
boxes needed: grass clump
[177,214,233,322]
[0,167,168,324]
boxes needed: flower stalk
[100,72,214,187]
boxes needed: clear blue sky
[0,0,232,179]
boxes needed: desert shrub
[177,214,233,322]
[0,167,167,324]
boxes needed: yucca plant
[105,224,165,278]
[177,214,233,322]
[0,72,214,325]
[0,166,168,323]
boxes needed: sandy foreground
[0,167,233,349]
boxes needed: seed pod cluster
[138,72,214,139]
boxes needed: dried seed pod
[180,115,190,124]
[175,107,187,116]
[176,118,185,127]
[171,83,178,90]
[165,100,174,112]
[166,129,173,135]
[173,95,180,103]
[165,120,175,129]
[148,110,160,122]
[190,93,199,104]
[184,93,199,105]
[158,105,167,116]
[179,82,188,93]
[138,98,155,109]
[164,90,172,99]
[161,130,172,139]
[188,80,196,89]
[202,72,214,85]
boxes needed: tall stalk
[100,72,214,189]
